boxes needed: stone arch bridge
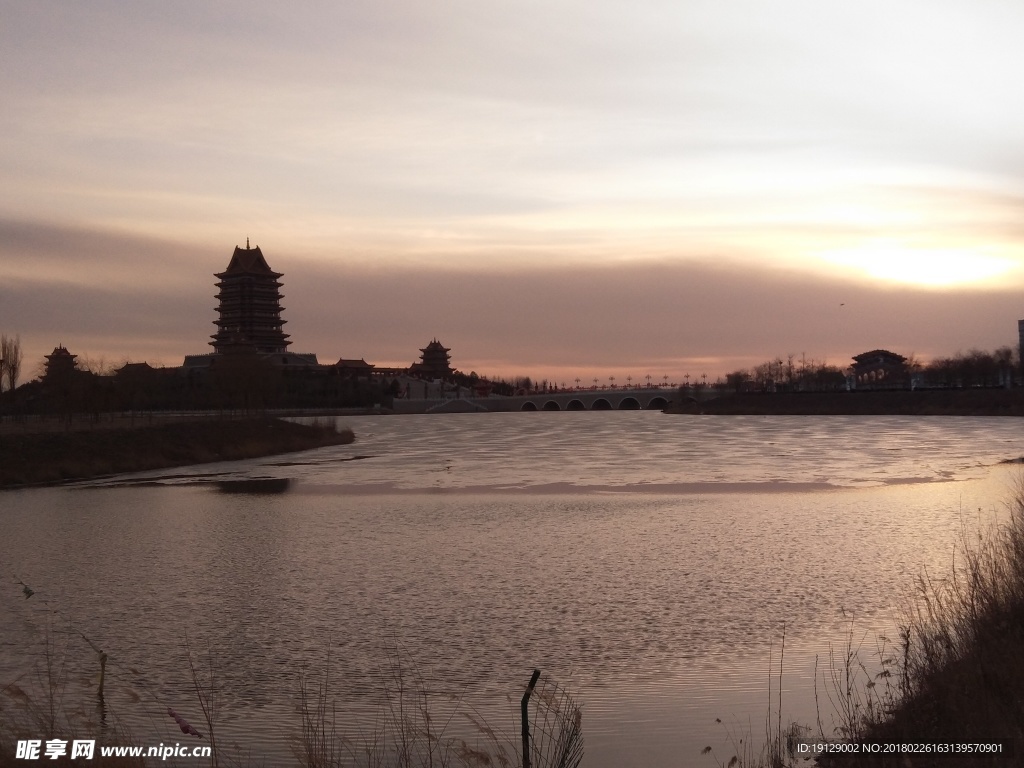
[394,388,685,413]
[500,389,673,412]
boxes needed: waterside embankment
[0,416,353,488]
[814,489,1024,767]
[669,388,1024,416]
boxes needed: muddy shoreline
[0,417,354,488]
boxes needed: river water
[1,413,1022,766]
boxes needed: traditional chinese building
[210,241,290,354]
[409,339,453,378]
[42,345,78,382]
[335,358,376,379]
[851,349,907,386]
[1018,320,1024,375]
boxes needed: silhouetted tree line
[917,346,1017,389]
[483,376,579,395]
[716,345,1020,394]
[476,375,531,396]
[1,347,403,416]
[718,354,848,394]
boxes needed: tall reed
[859,489,1024,748]
[808,483,1024,765]
[295,646,582,768]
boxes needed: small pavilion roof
[46,345,77,361]
[336,358,375,369]
[852,349,906,364]
[115,362,155,375]
[419,338,451,354]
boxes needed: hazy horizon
[3,2,1023,382]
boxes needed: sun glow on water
[819,241,1017,288]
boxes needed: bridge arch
[646,396,669,410]
[618,397,641,410]
[542,400,561,411]
[566,399,586,411]
[592,398,612,410]
[521,401,538,411]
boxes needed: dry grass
[702,625,810,768]
[804,485,1024,766]
[520,674,583,768]
[705,483,1024,768]
[835,492,1024,760]
[2,626,581,768]
[5,553,573,767]
[294,646,581,768]
[0,627,146,768]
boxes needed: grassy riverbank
[0,416,354,488]
[814,488,1024,767]
[701,485,1024,768]
[670,388,1024,416]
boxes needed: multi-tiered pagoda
[210,241,291,354]
[409,339,453,378]
[42,345,78,382]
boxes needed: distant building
[182,350,319,370]
[851,349,907,386]
[115,362,155,376]
[184,242,318,370]
[335,358,376,378]
[43,345,78,382]
[210,241,291,354]
[409,339,453,378]
[1018,320,1024,374]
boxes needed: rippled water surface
[2,413,1023,766]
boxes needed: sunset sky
[3,1,1024,383]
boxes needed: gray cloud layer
[1,219,1017,380]
[3,3,1024,380]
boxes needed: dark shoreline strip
[669,388,1024,416]
[0,417,354,489]
[183,478,954,495]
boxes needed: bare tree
[0,334,22,392]
[77,354,116,376]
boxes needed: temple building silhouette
[42,345,78,383]
[211,240,290,354]
[22,241,684,412]
[184,242,318,370]
[182,241,458,399]
[851,349,908,387]
[409,339,453,378]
